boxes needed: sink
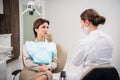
[0,46,13,54]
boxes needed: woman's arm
[72,39,95,66]
[23,44,40,71]
[72,40,87,66]
[47,53,58,71]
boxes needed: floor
[7,58,23,80]
[7,58,60,80]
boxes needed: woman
[20,18,57,80]
[66,8,113,80]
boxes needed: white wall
[45,0,120,74]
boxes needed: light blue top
[26,41,56,65]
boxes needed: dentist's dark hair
[80,8,106,26]
[33,18,49,37]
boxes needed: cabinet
[0,0,20,62]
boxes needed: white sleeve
[72,40,87,66]
[72,39,95,66]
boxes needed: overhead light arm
[35,10,41,16]
[21,8,28,15]
[21,0,41,16]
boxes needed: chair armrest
[12,69,22,76]
[53,43,67,73]
[80,65,119,80]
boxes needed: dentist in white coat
[66,8,113,80]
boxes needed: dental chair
[80,65,120,80]
[12,33,67,80]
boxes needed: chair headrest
[46,33,53,42]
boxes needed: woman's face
[80,18,89,30]
[35,22,49,37]
[80,19,85,30]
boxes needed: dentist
[66,8,113,80]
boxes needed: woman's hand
[38,65,53,78]
[39,65,49,72]
[46,70,53,78]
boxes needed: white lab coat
[66,29,113,80]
